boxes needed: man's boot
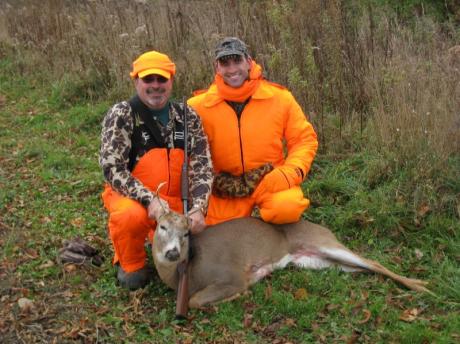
[116,265,154,290]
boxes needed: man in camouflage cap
[188,37,318,226]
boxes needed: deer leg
[189,283,247,308]
[317,246,432,294]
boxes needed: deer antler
[155,182,170,214]
[187,207,202,216]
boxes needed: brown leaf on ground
[71,217,84,227]
[346,330,361,344]
[357,309,372,324]
[284,318,296,327]
[39,260,55,269]
[311,321,320,331]
[64,264,77,272]
[25,248,39,259]
[64,326,81,339]
[326,303,340,312]
[264,284,273,300]
[414,248,424,260]
[263,317,284,336]
[243,313,253,328]
[417,204,430,217]
[399,308,419,322]
[294,288,308,300]
[18,297,35,313]
[181,337,193,344]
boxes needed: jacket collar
[202,81,274,107]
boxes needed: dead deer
[152,211,431,308]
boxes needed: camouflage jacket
[99,100,213,211]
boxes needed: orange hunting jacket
[188,80,318,180]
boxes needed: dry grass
[1,0,458,160]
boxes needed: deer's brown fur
[152,212,431,308]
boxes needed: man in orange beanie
[188,37,318,226]
[100,50,213,289]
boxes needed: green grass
[0,58,459,343]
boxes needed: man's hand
[188,209,206,235]
[147,197,170,221]
[259,166,303,193]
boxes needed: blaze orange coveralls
[188,63,318,225]
[100,99,212,273]
[101,149,184,273]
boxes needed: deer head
[153,211,190,265]
[152,182,193,266]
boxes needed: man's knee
[205,195,253,225]
[108,201,153,273]
[109,200,152,238]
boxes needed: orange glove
[260,166,304,193]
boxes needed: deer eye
[160,225,167,231]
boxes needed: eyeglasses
[141,75,169,84]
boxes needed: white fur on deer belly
[249,254,293,283]
[292,253,333,269]
[319,248,370,269]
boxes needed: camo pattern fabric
[213,163,274,198]
[99,101,213,210]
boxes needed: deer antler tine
[155,182,169,213]
[156,182,167,195]
[187,207,202,216]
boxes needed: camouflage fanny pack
[212,163,274,198]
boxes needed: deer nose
[165,248,180,261]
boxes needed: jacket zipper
[237,114,246,179]
[166,148,171,195]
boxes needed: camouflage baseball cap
[214,37,249,60]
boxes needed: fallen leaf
[264,284,273,300]
[414,249,424,260]
[64,264,77,272]
[95,306,109,315]
[326,303,340,311]
[357,309,372,324]
[39,260,55,269]
[71,217,84,227]
[243,314,253,328]
[311,321,320,331]
[399,308,419,322]
[25,248,39,259]
[294,288,308,300]
[61,290,74,299]
[18,297,35,313]
[285,318,296,327]
[417,204,430,217]
[64,326,81,339]
[41,216,52,224]
[346,330,361,344]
